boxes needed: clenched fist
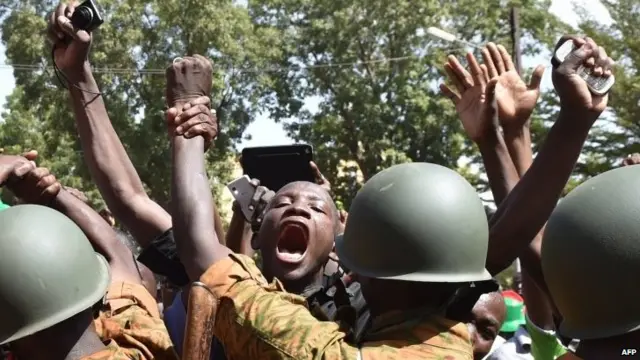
[7,167,62,205]
[165,55,213,108]
[0,156,34,186]
[166,96,218,149]
[552,36,614,117]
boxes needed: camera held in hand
[71,0,104,32]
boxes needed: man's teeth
[277,247,304,255]
[278,252,304,262]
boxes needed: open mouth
[275,221,309,264]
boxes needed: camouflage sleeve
[89,282,179,360]
[200,254,360,360]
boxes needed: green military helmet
[335,163,491,282]
[0,205,110,344]
[542,165,640,339]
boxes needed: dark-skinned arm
[440,47,520,273]
[488,110,595,272]
[5,162,142,285]
[505,123,556,325]
[165,54,230,280]
[214,206,227,246]
[487,36,613,275]
[225,204,255,256]
[504,128,556,329]
[68,65,171,246]
[171,128,229,280]
[478,128,520,206]
[53,189,142,284]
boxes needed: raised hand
[440,52,494,143]
[166,96,218,149]
[481,43,545,133]
[248,179,275,233]
[46,2,91,77]
[552,36,614,116]
[6,167,62,205]
[165,55,213,108]
[0,156,34,186]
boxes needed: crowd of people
[0,2,637,360]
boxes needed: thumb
[528,65,545,90]
[22,150,38,161]
[485,77,499,101]
[57,16,90,43]
[165,108,178,123]
[485,78,500,125]
[561,43,595,72]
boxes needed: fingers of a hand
[528,65,545,90]
[563,41,595,70]
[593,45,608,77]
[165,108,178,124]
[48,10,64,40]
[583,38,600,72]
[66,3,76,18]
[36,174,57,190]
[466,52,485,86]
[448,55,473,89]
[13,162,35,178]
[57,15,76,38]
[183,123,215,139]
[482,47,498,78]
[309,161,321,175]
[251,187,266,208]
[487,43,506,74]
[497,45,515,71]
[22,150,38,161]
[603,56,615,76]
[193,54,213,70]
[175,104,210,125]
[189,96,211,107]
[263,190,275,202]
[28,167,50,183]
[440,84,460,105]
[444,63,466,94]
[54,2,67,22]
[554,35,583,53]
[42,182,62,200]
[249,178,260,187]
[480,64,490,83]
[485,78,499,101]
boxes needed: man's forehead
[276,181,329,201]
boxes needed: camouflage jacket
[200,254,473,360]
[82,282,178,360]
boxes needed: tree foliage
[0,0,281,216]
[251,0,566,207]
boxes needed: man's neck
[279,270,325,297]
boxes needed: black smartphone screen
[241,145,314,191]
